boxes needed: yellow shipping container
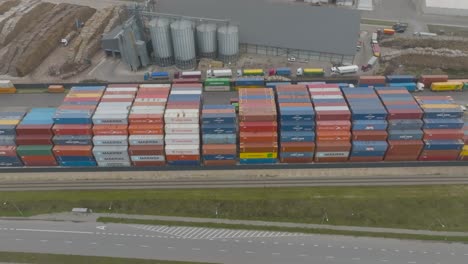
[240,152,278,159]
[421,104,460,109]
[430,82,463,91]
[0,88,16,94]
[0,120,20,125]
[304,68,324,74]
[461,146,468,157]
[243,69,264,75]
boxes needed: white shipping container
[164,110,199,124]
[0,80,14,89]
[130,155,165,161]
[165,134,199,145]
[131,106,166,111]
[95,156,130,162]
[93,135,128,145]
[92,115,129,125]
[170,90,202,95]
[311,95,344,100]
[165,144,200,155]
[204,86,230,92]
[316,152,349,158]
[134,98,167,103]
[98,102,132,108]
[94,108,130,114]
[106,87,138,92]
[130,109,164,115]
[102,94,135,99]
[165,124,199,134]
[139,84,171,89]
[93,146,129,156]
[315,106,349,111]
[96,161,131,167]
[309,88,341,92]
[129,135,164,145]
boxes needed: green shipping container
[204,78,231,86]
[17,145,53,156]
[464,82,468,90]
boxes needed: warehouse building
[423,0,468,16]
[156,0,360,64]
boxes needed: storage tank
[196,23,217,59]
[149,17,174,67]
[171,20,196,70]
[218,25,239,63]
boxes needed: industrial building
[423,0,468,16]
[101,0,360,70]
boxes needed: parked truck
[240,69,264,77]
[206,69,233,78]
[175,71,202,79]
[331,65,359,75]
[296,68,325,77]
[268,67,292,77]
[144,71,170,80]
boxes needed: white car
[461,105,467,112]
[287,57,296,62]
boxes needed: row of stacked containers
[1,83,468,167]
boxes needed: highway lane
[0,219,467,264]
[0,175,468,190]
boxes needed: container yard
[1,71,467,169]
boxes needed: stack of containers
[386,75,417,92]
[238,88,278,164]
[415,96,464,161]
[128,84,169,166]
[204,78,231,92]
[358,76,386,88]
[276,85,315,163]
[16,108,57,166]
[461,118,468,160]
[376,87,424,161]
[52,86,105,167]
[201,105,237,166]
[92,84,137,167]
[419,75,448,88]
[0,108,26,167]
[164,83,202,166]
[308,84,351,162]
[342,88,388,162]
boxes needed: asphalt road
[0,219,467,264]
[1,175,468,191]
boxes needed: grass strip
[0,251,214,264]
[361,18,396,26]
[98,217,468,243]
[2,185,468,231]
[428,24,468,37]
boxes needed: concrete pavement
[0,219,467,264]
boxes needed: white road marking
[90,242,97,245]
[300,243,305,246]
[245,251,255,254]
[88,58,107,75]
[139,245,149,248]
[298,254,308,257]
[423,251,427,254]
[408,262,416,264]
[409,250,414,253]
[288,243,293,246]
[15,228,93,235]
[261,241,265,244]
[40,240,48,242]
[248,240,253,243]
[15,239,23,241]
[464,253,468,256]
[380,260,389,262]
[219,249,227,252]
[341,246,345,249]
[115,244,124,246]
[328,244,333,248]
[394,249,400,252]
[168,246,175,249]
[326,256,335,259]
[192,248,200,251]
[272,252,280,255]
[436,252,441,255]
[381,249,387,252]
[65,241,73,244]
[314,244,319,247]
[352,257,361,260]
[274,242,279,245]
[354,247,359,250]
[368,248,373,250]
[96,226,106,230]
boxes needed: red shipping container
[419,75,449,87]
[387,109,423,120]
[307,84,340,89]
[132,161,166,167]
[280,157,314,163]
[418,150,461,161]
[129,114,164,124]
[108,84,139,88]
[21,155,57,165]
[349,156,383,162]
[16,135,52,145]
[63,97,99,102]
[239,113,277,122]
[58,105,97,111]
[166,155,200,161]
[316,120,351,131]
[316,111,351,121]
[316,131,351,141]
[315,157,349,163]
[359,76,386,85]
[352,130,388,141]
[280,142,315,152]
[128,124,163,135]
[0,146,17,156]
[93,125,128,135]
[239,122,277,132]
[423,129,464,140]
[384,155,420,161]
[128,145,164,156]
[53,124,93,136]
[239,143,278,153]
[203,160,237,166]
[316,141,352,152]
[239,132,278,143]
[202,144,237,155]
[53,145,93,156]
[16,124,53,136]
[99,98,134,103]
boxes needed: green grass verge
[98,217,468,243]
[0,251,214,264]
[361,19,396,26]
[428,24,468,37]
[2,185,468,231]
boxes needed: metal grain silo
[197,23,217,59]
[171,20,196,70]
[218,25,239,63]
[149,17,174,67]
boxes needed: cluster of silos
[149,17,239,69]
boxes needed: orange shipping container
[280,157,314,163]
[316,131,351,141]
[239,132,278,143]
[239,143,278,153]
[202,144,237,155]
[53,145,93,156]
[280,142,315,152]
[128,124,164,135]
[93,125,128,135]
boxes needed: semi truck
[175,71,202,79]
[144,71,170,80]
[238,69,264,77]
[206,69,233,78]
[296,68,325,77]
[331,65,359,75]
[268,67,292,77]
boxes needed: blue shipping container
[388,130,423,140]
[352,141,388,152]
[388,82,417,92]
[423,140,464,150]
[280,132,315,142]
[280,152,314,159]
[167,160,200,166]
[388,119,423,130]
[386,75,416,83]
[203,154,236,161]
[353,120,388,131]
[239,158,277,165]
[423,118,464,129]
[202,134,236,144]
[59,161,97,167]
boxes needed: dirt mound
[0,0,20,15]
[381,54,468,77]
[381,37,468,52]
[0,2,96,77]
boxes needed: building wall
[423,0,468,16]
